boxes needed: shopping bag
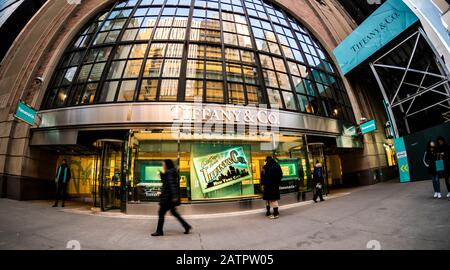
[436,159,444,171]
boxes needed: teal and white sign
[192,146,251,193]
[14,100,37,126]
[360,120,377,134]
[394,137,410,183]
[333,0,418,75]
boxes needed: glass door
[308,143,329,194]
[97,140,126,211]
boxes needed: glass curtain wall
[41,0,355,123]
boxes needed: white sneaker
[437,193,442,199]
[434,192,438,198]
[447,193,450,198]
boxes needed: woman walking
[151,159,191,236]
[423,141,442,199]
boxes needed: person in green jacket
[52,159,71,207]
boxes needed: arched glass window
[42,0,355,123]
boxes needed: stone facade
[0,0,390,199]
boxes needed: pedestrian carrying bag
[436,159,444,172]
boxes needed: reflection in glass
[139,79,158,101]
[160,79,178,101]
[206,81,224,103]
[117,80,137,101]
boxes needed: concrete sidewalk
[0,180,449,250]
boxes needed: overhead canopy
[333,0,418,75]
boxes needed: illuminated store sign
[193,147,252,193]
[171,105,280,126]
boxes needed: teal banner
[333,0,418,75]
[360,120,377,134]
[394,137,410,183]
[14,100,37,126]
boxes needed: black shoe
[151,232,164,237]
[265,211,271,217]
[184,225,192,234]
[313,200,317,203]
[320,199,325,202]
[52,204,58,207]
[61,204,65,208]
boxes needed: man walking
[52,159,71,208]
[261,156,283,219]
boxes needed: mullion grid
[245,0,295,111]
[280,11,323,116]
[94,0,147,104]
[153,1,190,101]
[291,11,354,122]
[43,7,115,109]
[259,1,299,112]
[135,0,170,102]
[42,0,353,123]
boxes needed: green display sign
[137,161,163,199]
[192,146,252,194]
[14,100,37,126]
[144,165,163,183]
[278,158,299,181]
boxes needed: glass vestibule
[127,130,313,203]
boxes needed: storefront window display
[127,130,312,203]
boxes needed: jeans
[431,175,441,193]
[445,174,450,193]
[156,204,190,233]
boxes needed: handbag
[436,159,445,172]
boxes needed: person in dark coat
[52,159,71,208]
[151,159,191,236]
[312,160,325,203]
[261,156,283,219]
[436,136,450,198]
[423,140,441,199]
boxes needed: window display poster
[190,144,255,200]
[278,158,299,181]
[137,161,163,199]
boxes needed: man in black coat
[52,159,71,208]
[152,159,191,236]
[261,156,283,219]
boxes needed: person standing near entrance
[261,156,283,219]
[152,159,191,236]
[313,160,325,203]
[52,159,71,207]
[436,136,450,198]
[423,140,442,199]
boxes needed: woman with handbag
[151,159,192,236]
[423,141,442,199]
